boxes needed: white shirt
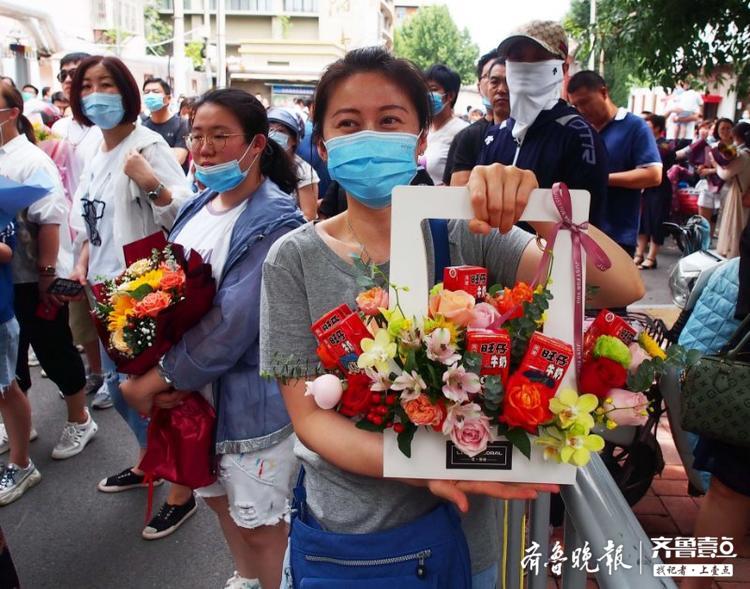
[172,198,248,284]
[51,117,103,187]
[0,134,73,283]
[424,116,469,185]
[295,154,319,189]
[82,142,128,281]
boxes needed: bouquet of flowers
[304,261,610,468]
[712,142,737,167]
[91,232,216,375]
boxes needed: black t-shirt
[442,117,491,185]
[143,114,189,172]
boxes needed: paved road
[1,240,682,589]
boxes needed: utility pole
[203,0,213,88]
[173,0,187,99]
[217,0,227,87]
[588,0,596,71]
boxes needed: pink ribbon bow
[532,182,612,380]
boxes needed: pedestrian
[141,78,190,172]
[121,88,304,589]
[423,63,468,185]
[295,96,332,201]
[478,21,608,229]
[568,70,662,259]
[716,122,750,259]
[65,55,194,538]
[0,83,95,497]
[21,84,38,101]
[49,52,106,405]
[267,107,319,220]
[635,114,676,269]
[259,46,644,589]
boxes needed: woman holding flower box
[259,47,644,588]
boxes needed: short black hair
[42,86,51,97]
[143,77,171,95]
[313,46,431,143]
[71,55,141,127]
[567,70,607,94]
[646,114,666,134]
[22,84,38,95]
[51,91,68,104]
[476,50,498,81]
[424,64,461,108]
[60,52,91,68]
[302,97,313,108]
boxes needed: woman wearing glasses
[121,88,304,589]
[66,55,194,539]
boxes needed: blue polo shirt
[599,108,661,246]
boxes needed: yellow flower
[559,426,605,467]
[423,315,459,344]
[638,332,666,360]
[357,329,397,373]
[122,269,164,293]
[549,389,599,432]
[110,328,131,354]
[107,293,136,331]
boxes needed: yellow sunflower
[122,269,164,293]
[108,293,136,331]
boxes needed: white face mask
[506,59,564,143]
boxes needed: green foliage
[185,40,205,71]
[504,288,553,370]
[505,426,531,460]
[397,424,417,458]
[564,0,750,94]
[145,1,173,56]
[627,344,702,392]
[393,5,479,84]
[128,284,154,301]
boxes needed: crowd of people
[0,17,747,589]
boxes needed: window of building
[284,0,318,12]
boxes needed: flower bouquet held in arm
[90,231,218,498]
[304,183,617,484]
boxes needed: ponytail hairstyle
[191,89,298,194]
[0,83,35,144]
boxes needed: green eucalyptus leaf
[397,425,417,458]
[506,427,531,460]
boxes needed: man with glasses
[141,78,190,172]
[49,52,108,408]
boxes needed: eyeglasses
[185,133,245,152]
[57,68,77,83]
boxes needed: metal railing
[497,453,677,589]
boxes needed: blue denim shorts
[0,318,19,394]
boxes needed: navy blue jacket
[478,100,608,228]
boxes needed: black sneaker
[97,468,164,493]
[142,494,197,540]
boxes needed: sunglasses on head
[57,68,77,83]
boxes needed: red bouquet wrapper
[90,232,216,375]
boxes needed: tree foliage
[145,1,173,56]
[564,0,750,94]
[393,5,479,84]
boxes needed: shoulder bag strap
[428,218,451,286]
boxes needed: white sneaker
[91,383,113,410]
[0,424,39,455]
[0,461,41,506]
[27,349,39,367]
[223,572,261,589]
[51,410,98,459]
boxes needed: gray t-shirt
[259,219,533,574]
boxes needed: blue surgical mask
[144,93,165,112]
[324,130,419,209]
[22,92,33,102]
[430,91,446,115]
[82,93,125,129]
[194,142,260,193]
[268,129,290,150]
[482,95,492,110]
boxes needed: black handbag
[681,315,750,447]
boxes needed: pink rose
[628,342,651,374]
[449,413,493,458]
[429,289,476,327]
[468,302,502,330]
[603,389,650,426]
[356,287,389,316]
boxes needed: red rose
[339,372,373,417]
[500,374,554,434]
[579,357,627,398]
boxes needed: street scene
[1,0,749,588]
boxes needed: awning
[703,94,723,104]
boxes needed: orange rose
[511,282,534,305]
[429,289,476,327]
[356,287,389,316]
[500,375,554,434]
[159,268,185,291]
[134,291,172,318]
[488,282,534,321]
[403,394,444,427]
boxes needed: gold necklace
[345,214,373,264]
